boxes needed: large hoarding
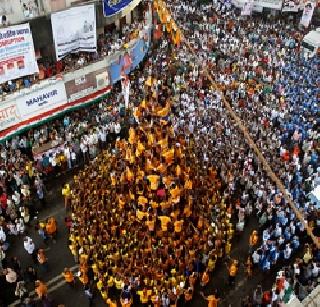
[0,23,38,84]
[51,5,97,60]
[15,81,67,120]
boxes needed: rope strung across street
[156,0,320,249]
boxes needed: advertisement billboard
[253,0,283,9]
[64,68,109,100]
[0,23,38,84]
[282,0,303,12]
[15,81,67,120]
[103,0,134,16]
[51,4,97,60]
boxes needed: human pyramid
[69,38,234,306]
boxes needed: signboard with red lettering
[0,101,21,131]
[0,23,38,83]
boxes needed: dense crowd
[0,0,319,306]
[167,0,319,299]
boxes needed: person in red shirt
[56,60,63,74]
[0,190,7,210]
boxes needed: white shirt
[24,238,35,254]
[115,123,121,134]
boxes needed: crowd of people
[166,0,319,301]
[0,0,319,306]
[0,1,150,99]
[69,1,319,306]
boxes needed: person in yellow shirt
[137,287,152,304]
[147,174,160,190]
[61,183,71,210]
[170,184,181,203]
[162,147,174,164]
[158,216,171,232]
[128,127,136,145]
[146,216,155,234]
[174,219,183,233]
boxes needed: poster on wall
[300,1,315,27]
[282,0,302,11]
[103,0,134,16]
[51,4,97,60]
[0,23,38,84]
[15,81,67,121]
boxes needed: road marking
[9,265,78,307]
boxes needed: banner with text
[282,0,303,11]
[254,0,283,9]
[51,5,97,60]
[300,1,315,27]
[103,0,134,16]
[0,23,38,84]
[0,101,21,131]
[15,81,67,121]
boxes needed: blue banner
[109,30,151,84]
[103,0,134,16]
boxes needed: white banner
[282,0,302,11]
[0,23,38,84]
[15,81,67,120]
[254,0,283,9]
[300,2,315,27]
[51,5,97,61]
[242,0,254,14]
[0,101,21,131]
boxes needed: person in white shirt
[80,137,89,164]
[114,121,121,139]
[23,236,35,255]
[64,145,72,169]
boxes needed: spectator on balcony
[23,78,31,88]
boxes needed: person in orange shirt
[249,230,259,253]
[228,260,238,286]
[201,291,220,307]
[106,298,117,307]
[46,217,57,241]
[35,280,48,300]
[245,256,253,278]
[200,269,210,287]
[37,249,48,272]
[79,272,89,286]
[63,267,75,287]
[146,216,155,235]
